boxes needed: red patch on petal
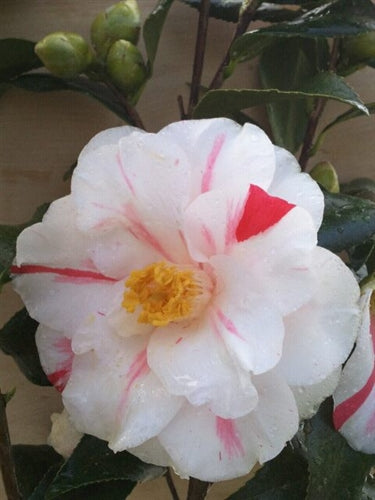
[236,185,295,242]
[216,417,245,458]
[48,367,71,392]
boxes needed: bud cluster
[35,0,147,98]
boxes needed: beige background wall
[1,1,374,498]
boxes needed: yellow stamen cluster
[122,261,200,326]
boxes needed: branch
[165,468,180,500]
[187,0,211,117]
[186,477,210,500]
[0,392,20,500]
[105,80,146,130]
[298,39,341,171]
[209,0,263,90]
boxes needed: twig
[186,477,210,500]
[187,0,211,117]
[209,0,263,90]
[165,468,180,500]
[298,38,341,171]
[178,95,187,120]
[105,80,146,130]
[0,392,20,500]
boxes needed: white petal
[229,207,317,316]
[158,371,298,482]
[63,333,182,448]
[147,316,258,419]
[78,126,142,160]
[128,437,172,468]
[291,368,341,420]
[278,247,360,386]
[270,146,324,229]
[159,118,276,197]
[48,409,83,458]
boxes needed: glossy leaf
[259,38,326,152]
[12,445,63,499]
[143,0,175,72]
[0,38,42,80]
[193,72,367,119]
[318,190,375,252]
[227,446,308,499]
[0,203,48,288]
[305,399,375,500]
[312,102,375,155]
[231,0,375,63]
[45,435,166,498]
[179,0,301,23]
[47,479,135,500]
[0,308,50,386]
[11,74,135,124]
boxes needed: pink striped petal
[333,290,375,453]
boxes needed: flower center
[122,261,211,326]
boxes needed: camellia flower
[12,118,360,481]
[333,287,375,452]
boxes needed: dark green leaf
[51,479,135,500]
[318,191,375,252]
[227,445,308,499]
[0,308,50,386]
[3,387,16,405]
[11,74,135,124]
[0,38,42,80]
[347,238,375,272]
[12,445,63,499]
[260,38,326,152]
[305,399,375,500]
[179,0,301,23]
[193,73,367,119]
[312,102,375,155]
[231,0,375,63]
[143,0,175,72]
[0,203,49,289]
[46,434,166,498]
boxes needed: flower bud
[35,32,93,78]
[91,0,141,59]
[106,40,147,95]
[310,161,340,193]
[341,31,375,64]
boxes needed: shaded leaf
[312,102,375,155]
[180,0,301,23]
[46,434,166,498]
[50,479,135,500]
[305,399,375,500]
[231,0,375,63]
[0,308,50,386]
[318,191,375,253]
[3,387,16,405]
[12,445,63,499]
[11,74,134,124]
[29,463,62,500]
[0,38,42,80]
[259,38,327,152]
[143,0,175,72]
[227,445,308,499]
[193,73,368,119]
[0,203,48,289]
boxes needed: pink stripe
[48,338,73,392]
[334,314,375,430]
[216,417,245,458]
[11,265,116,282]
[117,349,150,418]
[117,152,135,195]
[216,309,244,340]
[201,134,225,193]
[124,203,172,261]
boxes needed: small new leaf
[0,38,42,81]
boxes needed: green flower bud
[106,39,147,95]
[310,161,340,193]
[35,32,93,78]
[91,0,141,59]
[341,31,375,64]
